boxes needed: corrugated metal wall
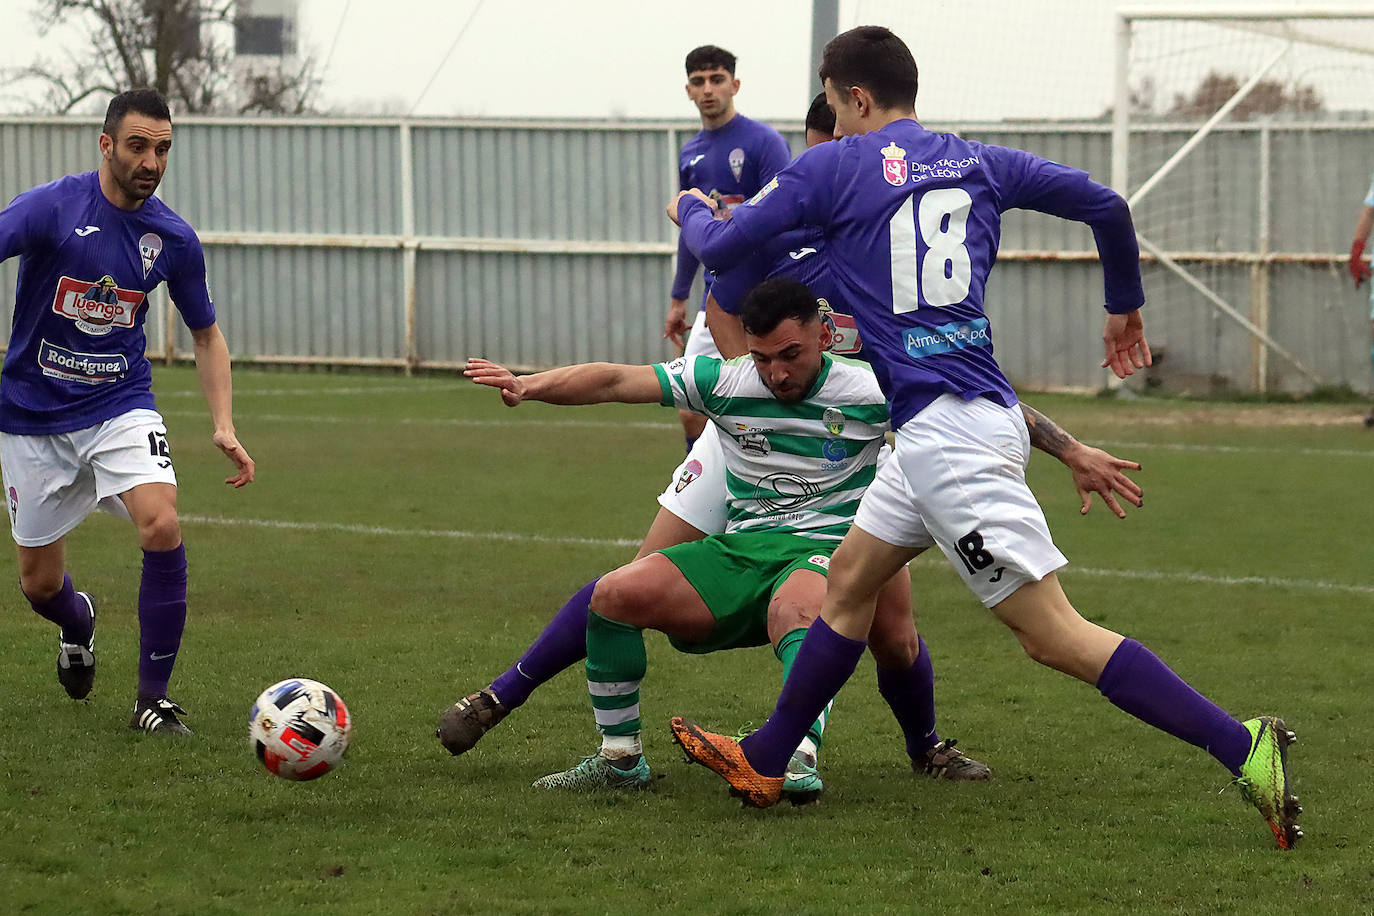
[2,116,1371,393]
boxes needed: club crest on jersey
[675,459,703,493]
[818,300,863,356]
[52,275,144,336]
[728,147,745,182]
[138,233,163,278]
[881,142,909,186]
[822,407,846,436]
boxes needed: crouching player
[464,278,988,797]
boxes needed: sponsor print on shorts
[904,317,992,359]
[675,458,703,493]
[51,275,145,336]
[7,486,17,525]
[38,338,128,384]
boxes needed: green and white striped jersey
[653,353,890,541]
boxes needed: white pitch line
[161,410,676,431]
[178,513,640,549]
[1093,439,1374,460]
[180,513,1374,596]
[161,383,464,398]
[160,409,1374,455]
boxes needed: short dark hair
[805,92,835,135]
[103,88,172,137]
[819,26,918,111]
[740,277,819,337]
[685,45,736,76]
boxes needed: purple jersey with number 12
[0,171,215,435]
[679,119,1145,429]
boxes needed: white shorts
[682,308,721,361]
[854,394,1066,607]
[656,421,728,535]
[0,409,177,547]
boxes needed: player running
[667,45,792,452]
[438,95,1144,800]
[466,279,979,795]
[0,89,255,735]
[665,26,1301,850]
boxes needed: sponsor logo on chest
[51,275,146,336]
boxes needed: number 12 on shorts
[147,430,172,469]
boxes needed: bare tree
[4,0,319,115]
[1166,70,1324,121]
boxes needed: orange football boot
[670,716,783,808]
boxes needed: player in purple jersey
[0,89,255,736]
[667,45,792,453]
[437,94,1143,798]
[666,28,1301,850]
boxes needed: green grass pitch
[1,367,1371,914]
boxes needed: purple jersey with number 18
[679,118,1145,430]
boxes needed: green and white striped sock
[586,611,645,756]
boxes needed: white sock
[600,734,642,758]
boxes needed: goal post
[1113,7,1374,393]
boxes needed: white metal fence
[2,115,1372,393]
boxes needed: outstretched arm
[464,358,663,407]
[190,322,255,488]
[1022,402,1141,518]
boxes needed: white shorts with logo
[657,421,728,535]
[854,394,1066,608]
[0,408,177,547]
[682,308,722,361]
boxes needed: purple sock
[489,578,597,709]
[877,635,940,759]
[138,544,187,700]
[1097,638,1252,775]
[740,617,866,777]
[26,573,92,645]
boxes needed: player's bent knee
[19,571,65,603]
[868,626,918,669]
[137,512,182,551]
[589,571,657,627]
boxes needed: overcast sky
[1,0,1362,122]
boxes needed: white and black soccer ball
[249,678,352,781]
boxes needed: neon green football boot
[1234,716,1303,849]
[532,752,651,791]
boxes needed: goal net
[1114,8,1374,394]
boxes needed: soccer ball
[249,678,352,781]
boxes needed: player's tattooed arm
[1022,402,1143,518]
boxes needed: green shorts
[658,532,837,655]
